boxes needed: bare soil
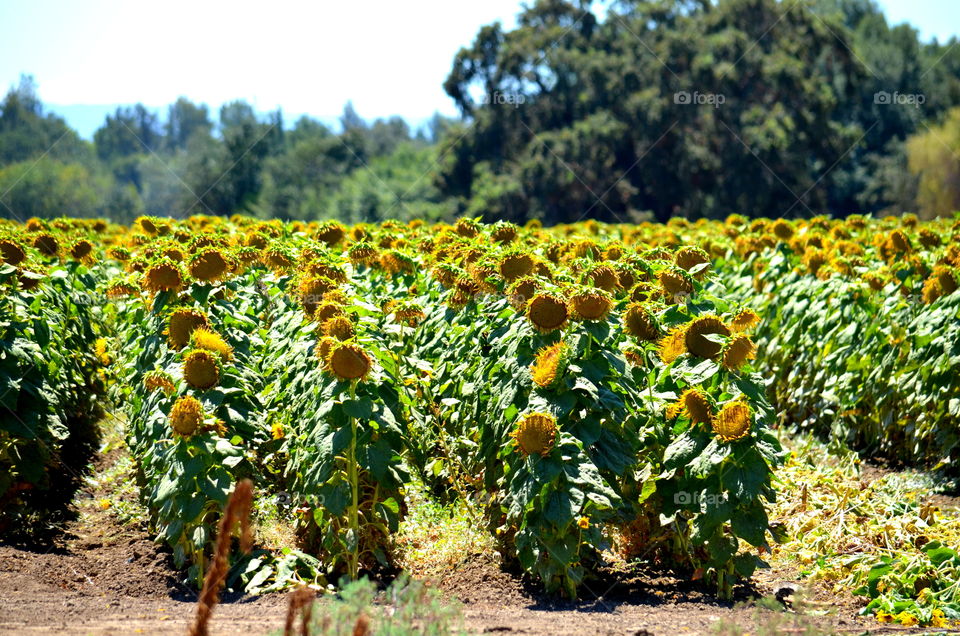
[0,448,895,635]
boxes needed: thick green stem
[346,381,359,580]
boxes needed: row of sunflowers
[0,212,956,616]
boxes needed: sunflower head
[622,302,660,341]
[730,308,761,332]
[499,251,535,281]
[669,388,712,425]
[165,308,210,350]
[508,276,541,310]
[722,334,756,370]
[68,239,95,263]
[934,265,958,295]
[183,349,221,389]
[188,248,232,282]
[326,342,372,381]
[922,277,942,304]
[585,264,620,292]
[143,258,185,294]
[190,327,234,361]
[526,292,569,332]
[490,222,518,244]
[313,301,344,325]
[391,300,426,326]
[144,370,175,395]
[712,401,752,442]
[530,341,570,389]
[321,314,355,341]
[674,247,711,279]
[314,221,346,246]
[170,395,204,438]
[315,336,339,369]
[107,276,140,299]
[0,238,27,266]
[802,249,828,276]
[770,219,795,241]
[454,218,481,238]
[297,276,338,315]
[658,267,694,301]
[348,241,378,264]
[33,233,59,257]
[511,412,558,456]
[568,287,613,321]
[683,315,731,359]
[887,230,912,253]
[658,326,687,363]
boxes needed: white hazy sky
[0,0,955,134]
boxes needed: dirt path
[0,442,878,635]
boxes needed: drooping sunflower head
[668,387,712,425]
[391,300,426,326]
[770,219,795,241]
[183,349,221,390]
[165,308,210,350]
[378,250,416,275]
[730,307,761,332]
[683,314,731,359]
[622,302,660,341]
[0,238,26,266]
[511,412,558,457]
[188,248,232,282]
[712,400,752,442]
[887,230,912,253]
[507,276,541,310]
[314,336,339,369]
[530,341,569,389]
[321,314,355,341]
[721,334,757,370]
[169,395,204,438]
[526,292,569,332]
[922,277,942,304]
[68,239,95,263]
[658,325,687,363]
[144,370,175,395]
[658,267,695,301]
[326,341,372,381]
[802,249,828,276]
[585,264,620,292]
[143,258,185,294]
[107,276,140,299]
[314,221,346,246]
[32,233,60,257]
[568,287,613,321]
[347,241,378,265]
[189,327,234,362]
[934,265,958,295]
[499,250,535,281]
[313,301,344,325]
[674,247,711,279]
[629,282,659,303]
[490,221,519,244]
[297,276,338,316]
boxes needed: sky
[0,0,955,138]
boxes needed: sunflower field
[0,212,957,613]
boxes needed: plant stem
[347,381,359,580]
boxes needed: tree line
[1,0,959,225]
